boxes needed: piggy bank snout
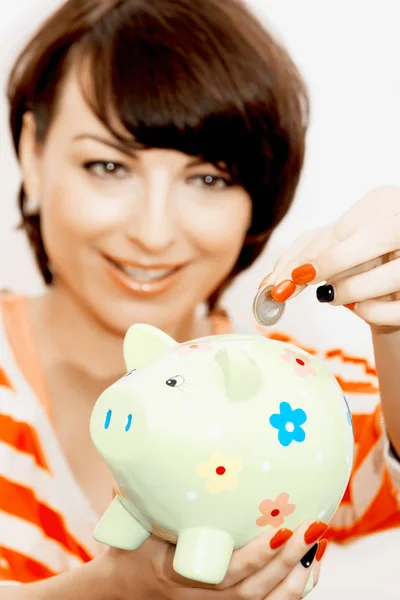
[102,408,133,432]
[90,389,138,451]
[93,402,134,435]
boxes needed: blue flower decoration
[269,401,307,447]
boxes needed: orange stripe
[351,413,370,444]
[328,469,400,541]
[324,348,377,376]
[263,331,318,355]
[335,376,379,394]
[0,366,14,391]
[0,414,50,472]
[261,330,379,394]
[352,409,382,470]
[0,547,55,583]
[0,477,92,563]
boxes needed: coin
[252,285,285,327]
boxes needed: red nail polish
[271,280,296,303]
[304,521,328,545]
[344,303,356,311]
[316,539,328,561]
[269,528,293,550]
[291,263,317,285]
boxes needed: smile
[102,254,184,297]
[111,260,178,282]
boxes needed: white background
[1,1,400,598]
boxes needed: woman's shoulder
[0,290,50,422]
[0,290,29,387]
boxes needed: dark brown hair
[7,0,309,310]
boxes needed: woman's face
[20,69,252,335]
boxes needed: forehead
[51,65,121,140]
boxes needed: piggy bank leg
[173,527,235,584]
[93,496,150,550]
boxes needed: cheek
[39,169,132,247]
[181,192,252,257]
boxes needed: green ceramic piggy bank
[90,324,354,584]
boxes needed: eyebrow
[72,134,223,170]
[72,134,135,156]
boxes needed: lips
[108,258,178,282]
[102,254,184,297]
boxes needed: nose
[104,409,133,432]
[126,168,176,253]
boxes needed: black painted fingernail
[300,543,318,568]
[316,284,335,303]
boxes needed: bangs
[75,1,289,186]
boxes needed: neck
[29,283,209,391]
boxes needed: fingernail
[304,521,328,545]
[271,280,296,303]
[344,303,356,311]
[291,263,317,285]
[316,285,335,303]
[269,528,293,550]
[316,539,328,562]
[300,543,318,568]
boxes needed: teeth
[118,265,175,282]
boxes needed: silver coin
[252,285,285,327]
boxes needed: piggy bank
[90,324,354,584]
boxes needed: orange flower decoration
[256,492,296,528]
[281,348,317,378]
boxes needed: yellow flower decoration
[197,451,242,494]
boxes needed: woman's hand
[260,186,400,330]
[108,520,328,599]
[0,522,326,600]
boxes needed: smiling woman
[0,0,321,598]
[8,0,307,327]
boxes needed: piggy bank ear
[123,324,179,370]
[214,348,263,402]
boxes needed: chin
[92,296,189,338]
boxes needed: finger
[268,229,333,301]
[298,215,400,286]
[257,229,325,291]
[226,520,328,596]
[263,539,326,600]
[315,257,400,306]
[267,187,400,301]
[264,561,321,600]
[217,527,294,588]
[353,297,400,327]
[266,226,339,302]
[332,185,400,240]
[272,229,325,279]
[269,215,400,303]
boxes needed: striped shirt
[0,293,400,584]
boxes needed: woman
[0,0,399,597]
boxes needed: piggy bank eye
[166,375,185,387]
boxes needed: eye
[187,174,232,190]
[166,375,185,387]
[83,160,130,179]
